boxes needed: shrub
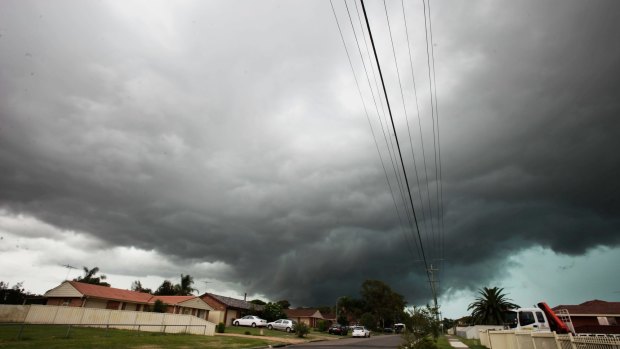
[295,322,309,338]
[317,320,329,332]
[152,299,167,313]
[216,322,225,333]
[244,330,251,335]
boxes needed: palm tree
[74,266,111,287]
[468,287,519,325]
[175,274,197,295]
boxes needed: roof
[46,281,210,308]
[150,296,195,305]
[201,293,265,311]
[284,308,324,319]
[67,281,153,303]
[553,300,620,315]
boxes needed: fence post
[17,323,25,340]
[106,323,110,337]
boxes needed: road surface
[288,334,404,348]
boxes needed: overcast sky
[1,0,619,319]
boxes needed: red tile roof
[150,296,195,305]
[63,282,201,306]
[69,281,152,303]
[553,300,620,315]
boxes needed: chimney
[244,293,247,301]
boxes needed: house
[200,292,264,326]
[44,281,213,320]
[553,299,620,334]
[284,308,325,328]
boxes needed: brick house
[200,292,264,326]
[44,281,213,319]
[284,308,325,328]
[553,299,620,334]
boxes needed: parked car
[383,327,394,333]
[351,326,370,338]
[328,324,348,336]
[233,315,268,327]
[267,319,296,332]
[394,323,406,334]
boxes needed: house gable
[44,281,83,298]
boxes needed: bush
[152,299,167,313]
[316,320,329,332]
[244,330,251,335]
[399,336,438,349]
[216,322,225,333]
[295,322,309,338]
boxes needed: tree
[249,299,266,306]
[467,287,520,325]
[174,274,197,296]
[276,300,290,309]
[0,281,29,304]
[154,280,176,296]
[361,280,406,328]
[154,275,197,296]
[74,266,110,287]
[399,305,441,349]
[131,280,152,294]
[262,302,286,322]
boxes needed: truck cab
[505,307,550,331]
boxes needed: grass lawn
[223,325,343,341]
[0,324,277,349]
[437,335,454,349]
[458,336,487,349]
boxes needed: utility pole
[428,264,440,320]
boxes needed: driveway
[288,334,404,348]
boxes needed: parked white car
[266,319,296,332]
[233,315,268,327]
[352,326,371,338]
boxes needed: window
[519,311,536,326]
[536,312,545,323]
[62,298,71,306]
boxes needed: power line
[401,0,438,264]
[427,0,446,284]
[329,0,419,260]
[382,0,432,254]
[359,0,434,300]
[343,0,423,260]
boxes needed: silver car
[266,318,296,332]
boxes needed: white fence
[0,305,215,336]
[458,326,505,339]
[478,330,620,349]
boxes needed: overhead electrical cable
[351,0,412,228]
[329,0,419,259]
[343,0,424,259]
[427,0,446,293]
[421,0,441,266]
[401,0,438,262]
[382,0,432,252]
[360,0,434,296]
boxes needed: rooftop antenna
[61,264,77,281]
[201,281,211,295]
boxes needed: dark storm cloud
[1,0,619,307]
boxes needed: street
[288,334,404,348]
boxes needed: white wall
[0,304,216,336]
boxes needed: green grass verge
[437,336,453,349]
[458,337,487,349]
[0,324,276,349]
